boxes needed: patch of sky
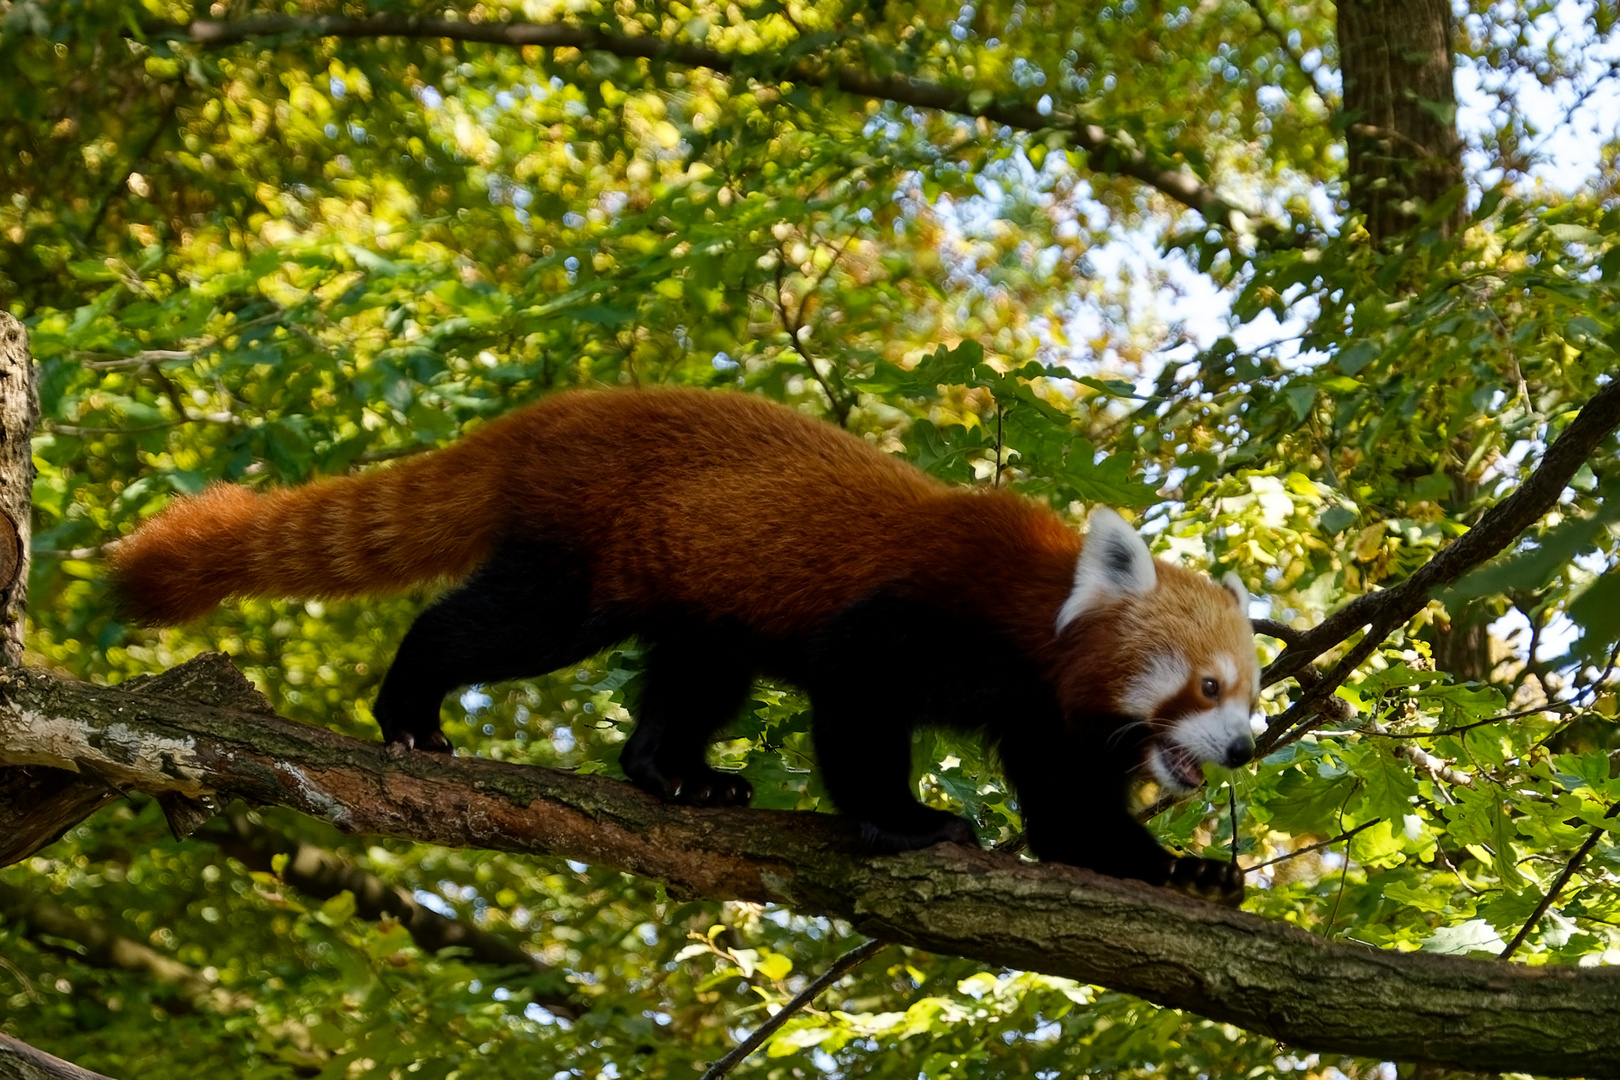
[329,75,345,99]
[527,1003,564,1026]
[1456,0,1620,194]
[461,687,493,712]
[416,85,443,110]
[413,889,456,917]
[324,122,339,139]
[553,725,576,753]
[712,351,738,371]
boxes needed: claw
[1164,856,1245,906]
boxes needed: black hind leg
[809,686,976,851]
[372,541,621,752]
[620,634,756,807]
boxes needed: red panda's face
[1053,509,1261,795]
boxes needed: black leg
[620,634,756,807]
[999,719,1244,905]
[805,593,978,852]
[372,541,619,751]
[809,685,976,851]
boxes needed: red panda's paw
[383,729,456,757]
[1164,856,1245,907]
[635,764,754,809]
[859,811,979,855]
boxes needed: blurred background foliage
[1,0,1618,1076]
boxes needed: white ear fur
[1221,571,1250,612]
[1055,508,1157,632]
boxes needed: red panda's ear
[1056,507,1156,631]
[1221,571,1251,611]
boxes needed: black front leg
[999,721,1244,906]
[809,682,977,852]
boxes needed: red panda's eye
[1200,677,1220,700]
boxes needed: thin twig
[1248,819,1380,872]
[994,403,1005,488]
[774,256,851,427]
[1499,801,1620,960]
[698,938,888,1080]
[1228,783,1240,862]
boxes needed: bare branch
[0,880,252,1012]
[202,812,581,1019]
[0,1034,119,1080]
[698,938,887,1080]
[1499,801,1620,961]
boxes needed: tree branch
[0,1034,119,1080]
[0,880,252,1013]
[1259,377,1620,749]
[1,655,1619,1076]
[141,14,1269,235]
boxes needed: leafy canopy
[2,0,1618,1077]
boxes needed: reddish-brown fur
[110,387,1243,721]
[111,387,1258,892]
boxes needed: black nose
[1223,737,1255,768]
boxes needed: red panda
[110,387,1260,898]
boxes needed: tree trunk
[1338,0,1465,241]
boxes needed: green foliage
[2,1,1619,1078]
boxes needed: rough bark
[1,655,1617,1078]
[1338,0,1465,240]
[0,1035,119,1080]
[0,312,37,663]
[0,315,91,865]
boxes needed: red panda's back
[484,389,1059,636]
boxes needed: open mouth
[1150,738,1206,792]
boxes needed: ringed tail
[108,444,506,625]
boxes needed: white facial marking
[1056,507,1157,632]
[1215,654,1238,688]
[1120,653,1191,719]
[1159,697,1257,789]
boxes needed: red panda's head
[1050,508,1260,795]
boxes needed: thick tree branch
[142,14,1269,235]
[1,656,1618,1077]
[0,1034,118,1080]
[1259,377,1620,748]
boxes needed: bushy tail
[108,449,506,625]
